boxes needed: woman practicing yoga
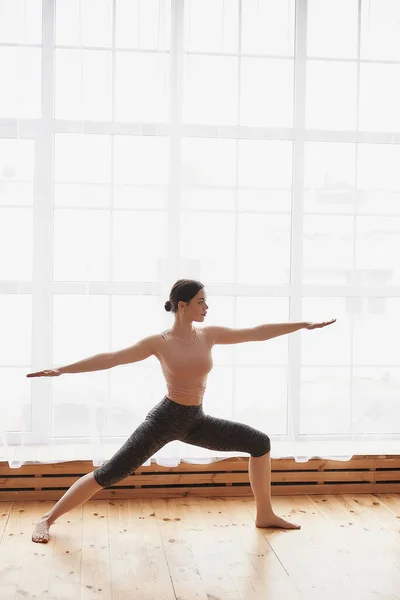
[27,279,336,543]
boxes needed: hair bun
[164,300,172,312]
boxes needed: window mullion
[162,0,184,307]
[30,0,56,444]
[287,0,308,444]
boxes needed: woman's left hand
[303,318,336,330]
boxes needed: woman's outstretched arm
[252,319,336,340]
[204,319,336,345]
[26,352,111,377]
[27,334,160,377]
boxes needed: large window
[1,0,399,460]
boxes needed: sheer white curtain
[1,0,400,469]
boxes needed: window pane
[304,142,356,214]
[353,367,400,435]
[52,295,109,437]
[241,0,295,56]
[54,184,111,209]
[115,52,169,123]
[107,366,164,436]
[54,209,111,281]
[113,186,166,210]
[116,0,170,50]
[238,140,293,188]
[114,136,169,185]
[51,370,109,437]
[357,144,400,214]
[0,209,32,280]
[359,64,400,132]
[306,61,357,130]
[55,0,112,47]
[180,212,236,283]
[182,138,236,187]
[55,133,111,182]
[302,298,351,366]
[111,296,163,349]
[0,0,42,44]
[55,49,112,120]
[360,0,400,61]
[0,295,32,364]
[240,58,294,127]
[300,368,351,434]
[112,211,166,281]
[235,367,288,435]
[235,297,289,366]
[183,55,238,126]
[302,216,354,285]
[353,299,400,364]
[307,0,358,58]
[355,216,400,285]
[181,189,235,211]
[0,139,34,207]
[0,367,31,431]
[0,47,42,118]
[237,214,291,284]
[237,190,291,213]
[53,295,109,365]
[54,134,111,207]
[184,0,238,53]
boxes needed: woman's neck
[170,322,196,342]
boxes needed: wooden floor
[0,494,400,600]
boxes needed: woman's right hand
[26,369,62,378]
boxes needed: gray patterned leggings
[93,396,271,488]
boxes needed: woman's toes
[32,519,50,543]
[255,515,301,529]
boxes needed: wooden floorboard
[0,494,399,600]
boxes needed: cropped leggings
[93,395,271,488]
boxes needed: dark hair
[164,279,204,313]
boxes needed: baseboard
[0,455,399,501]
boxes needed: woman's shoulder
[199,326,217,348]
[143,331,169,357]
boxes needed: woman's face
[180,289,209,322]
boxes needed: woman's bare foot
[32,517,51,543]
[255,514,301,529]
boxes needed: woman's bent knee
[250,433,271,457]
[92,467,109,489]
[93,457,145,489]
[91,470,104,489]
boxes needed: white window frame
[1,0,400,446]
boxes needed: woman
[28,279,336,542]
